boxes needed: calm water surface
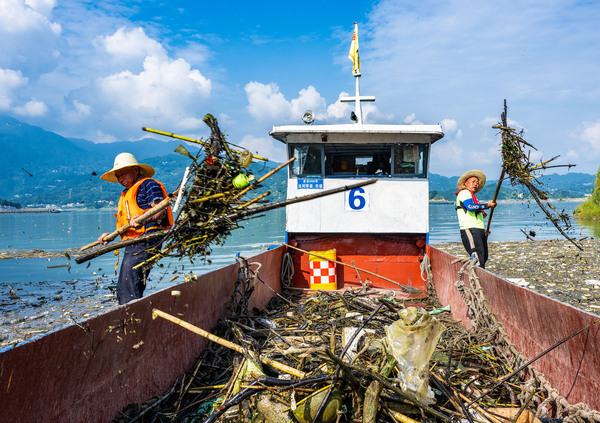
[0,200,597,295]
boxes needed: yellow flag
[348,22,360,75]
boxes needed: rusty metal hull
[2,242,599,422]
[287,233,427,295]
[428,245,600,410]
[0,247,284,423]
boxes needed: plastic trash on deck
[385,307,445,405]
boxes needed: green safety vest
[455,189,485,230]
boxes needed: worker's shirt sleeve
[136,179,165,210]
[461,198,488,211]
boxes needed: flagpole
[355,71,363,124]
[341,22,375,124]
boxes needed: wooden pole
[75,232,164,264]
[79,189,178,251]
[227,179,377,221]
[152,308,306,378]
[234,191,270,210]
[142,127,269,162]
[283,243,421,294]
[485,167,504,233]
[486,99,509,233]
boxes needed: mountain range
[0,115,595,208]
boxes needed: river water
[0,200,597,348]
[1,201,597,288]
[0,203,596,300]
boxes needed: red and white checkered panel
[309,260,337,285]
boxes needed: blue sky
[2,0,600,178]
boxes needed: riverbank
[1,238,598,349]
[434,238,600,313]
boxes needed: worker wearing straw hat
[98,153,173,304]
[455,170,497,268]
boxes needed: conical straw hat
[101,152,155,183]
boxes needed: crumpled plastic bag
[385,307,445,404]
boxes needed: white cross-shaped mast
[340,73,375,124]
[341,23,375,124]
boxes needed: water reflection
[574,217,600,238]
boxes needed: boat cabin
[270,119,444,294]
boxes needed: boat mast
[340,22,375,124]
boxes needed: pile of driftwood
[116,269,539,423]
[76,115,373,266]
[488,100,581,250]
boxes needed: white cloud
[89,55,211,131]
[25,0,56,17]
[471,145,501,166]
[481,117,497,127]
[0,0,60,33]
[72,100,91,117]
[94,129,117,144]
[13,99,48,116]
[403,113,423,125]
[431,140,465,175]
[0,0,61,75]
[245,82,326,123]
[102,27,167,64]
[440,118,457,133]
[581,119,600,151]
[217,113,234,128]
[565,149,579,160]
[0,68,27,109]
[326,92,351,119]
[177,117,206,132]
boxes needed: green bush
[0,198,21,208]
[574,165,600,219]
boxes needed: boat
[1,33,599,423]
[0,205,62,214]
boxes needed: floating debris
[491,100,581,249]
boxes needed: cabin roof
[270,124,444,144]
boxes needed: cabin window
[288,143,429,178]
[324,144,391,176]
[392,144,428,177]
[290,145,323,177]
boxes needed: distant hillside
[0,115,594,206]
[0,115,283,207]
[68,137,189,160]
[429,171,595,201]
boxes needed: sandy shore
[1,238,598,349]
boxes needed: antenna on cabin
[340,22,375,124]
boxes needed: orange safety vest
[116,177,173,240]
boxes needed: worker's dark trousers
[460,228,489,268]
[117,240,158,305]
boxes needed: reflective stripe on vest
[455,189,485,230]
[116,178,173,240]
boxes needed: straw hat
[101,152,155,183]
[457,170,486,193]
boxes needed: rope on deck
[443,257,600,423]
